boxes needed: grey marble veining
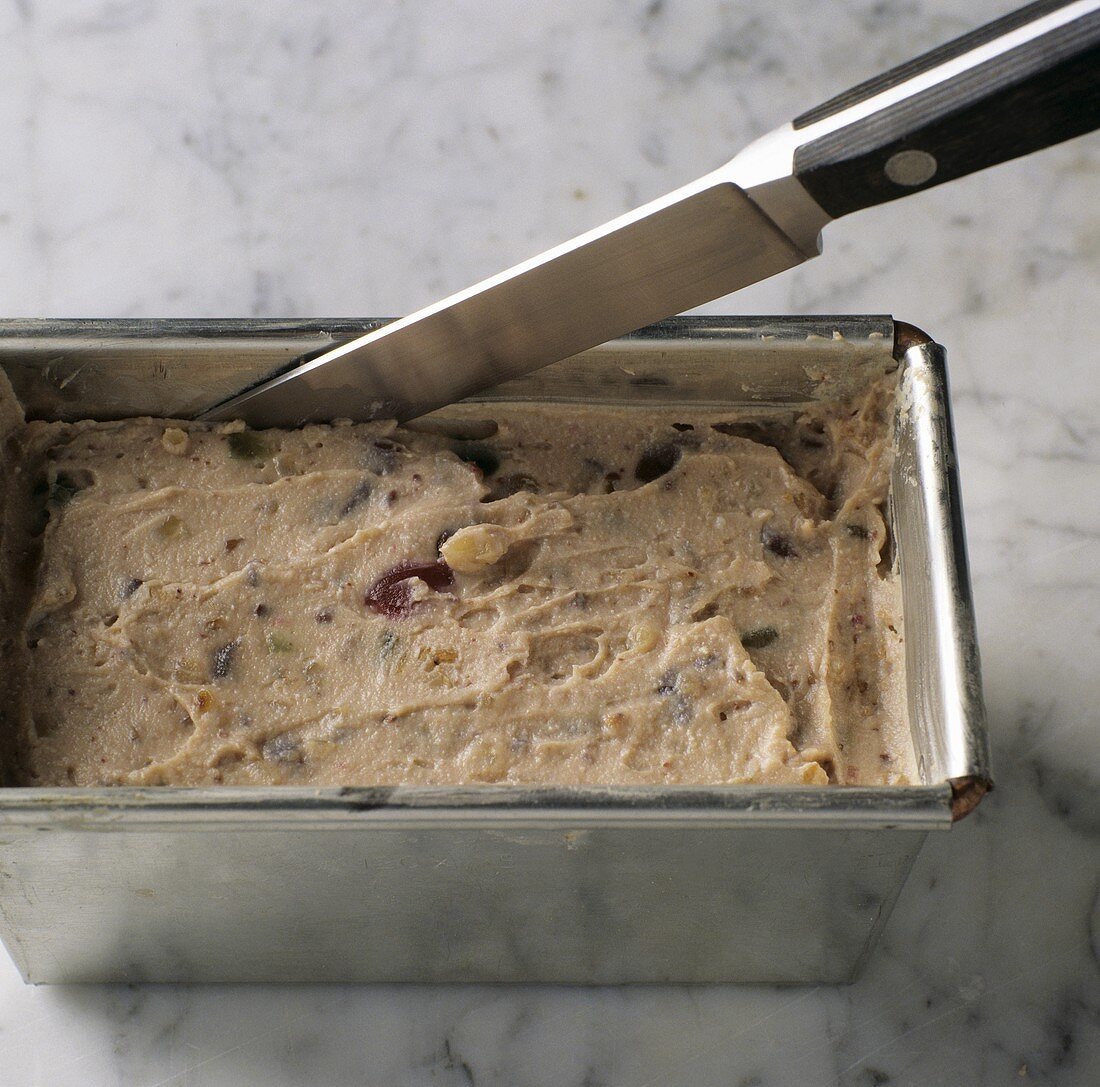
[1,0,1098,1083]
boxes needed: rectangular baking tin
[0,316,989,984]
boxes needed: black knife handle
[792,0,1100,219]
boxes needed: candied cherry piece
[365,559,455,618]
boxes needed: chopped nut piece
[627,623,660,654]
[161,427,189,455]
[440,524,511,573]
[158,515,184,539]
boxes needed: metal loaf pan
[0,316,990,985]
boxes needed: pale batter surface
[3,373,915,787]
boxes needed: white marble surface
[1,0,1098,1083]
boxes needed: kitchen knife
[201,0,1100,426]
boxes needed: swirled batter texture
[5,376,914,786]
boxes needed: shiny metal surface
[892,335,991,812]
[0,316,988,984]
[0,797,932,985]
[198,166,828,427]
[0,314,889,421]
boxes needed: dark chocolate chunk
[634,443,680,483]
[489,473,538,500]
[741,626,779,649]
[656,669,679,696]
[761,527,797,558]
[452,442,500,477]
[339,479,373,517]
[211,639,240,680]
[47,472,86,507]
[120,577,143,599]
[366,438,404,475]
[263,734,302,763]
[656,669,691,725]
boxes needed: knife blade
[201,0,1100,427]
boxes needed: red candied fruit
[365,559,455,619]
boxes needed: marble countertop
[1,0,1097,1083]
